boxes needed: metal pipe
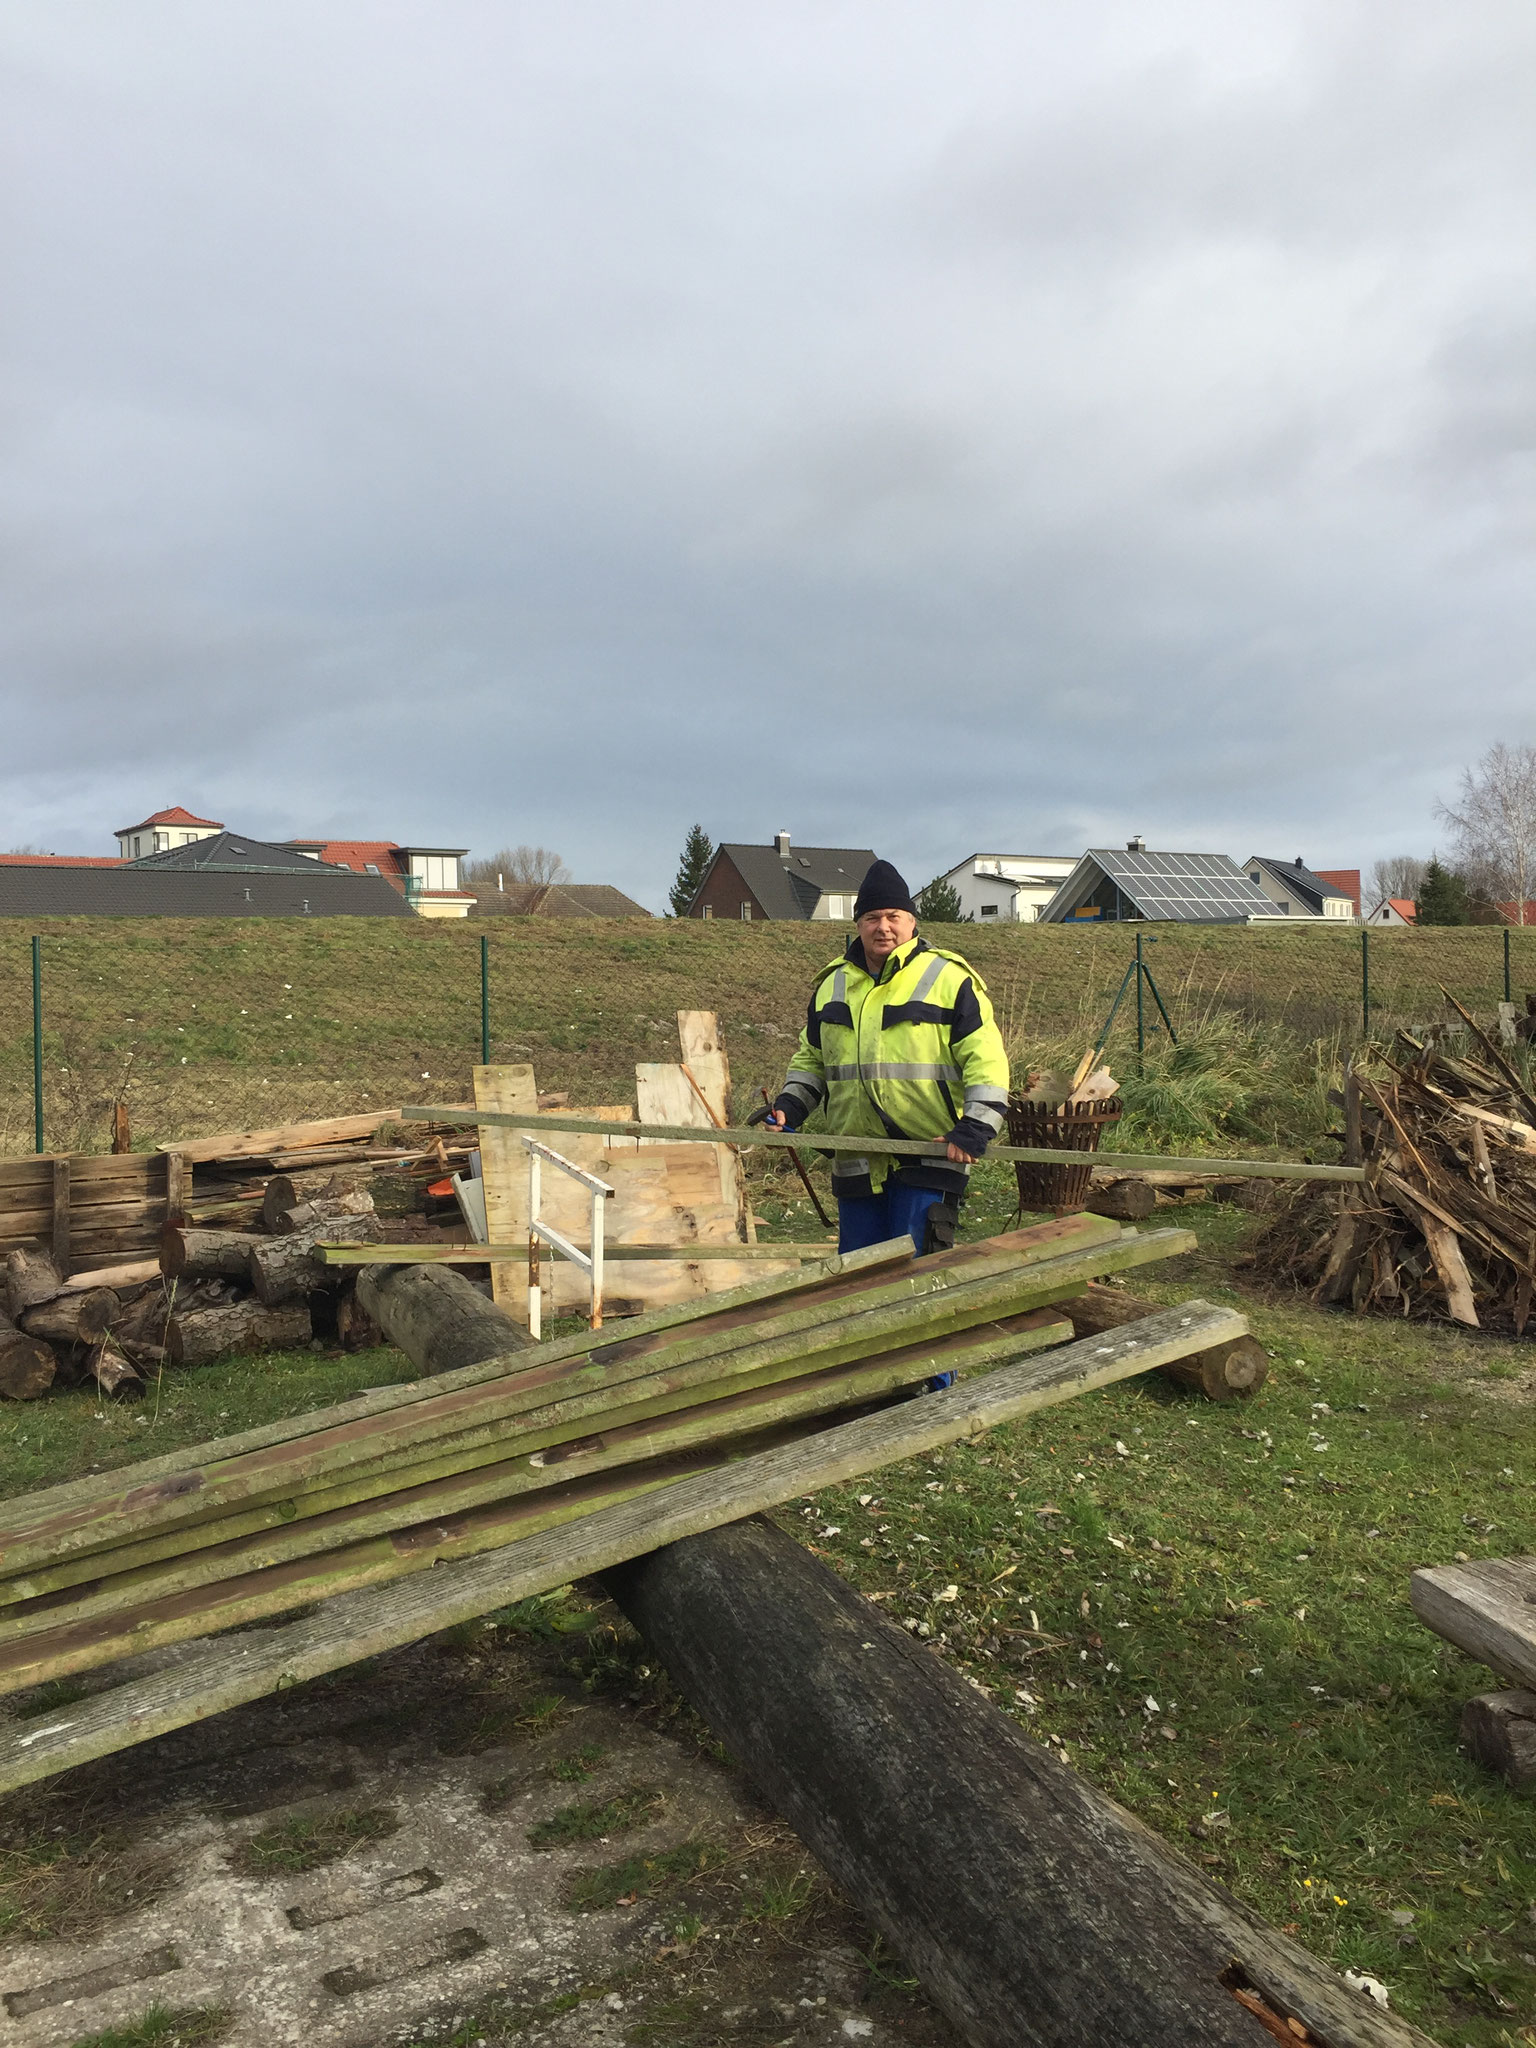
[1504,926,1512,1005]
[31,937,43,1155]
[1361,927,1370,1039]
[1134,932,1145,1072]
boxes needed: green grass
[66,2006,231,2048]
[4,913,1531,1155]
[228,1805,398,1877]
[794,1203,1536,2048]
[527,1783,663,1848]
[0,1341,421,1501]
[548,1742,610,1782]
[564,1839,731,1912]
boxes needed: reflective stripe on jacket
[780,936,1010,1199]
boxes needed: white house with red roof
[1364,897,1417,926]
[114,806,223,860]
[281,838,477,917]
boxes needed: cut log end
[1064,1283,1268,1401]
[5,1248,66,1322]
[1460,1690,1536,1789]
[0,1331,57,1401]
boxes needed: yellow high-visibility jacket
[776,935,1010,1199]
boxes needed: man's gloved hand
[766,1095,807,1133]
[944,1116,995,1165]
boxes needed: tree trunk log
[247,1216,384,1305]
[270,1190,377,1236]
[603,1517,1433,2048]
[160,1227,261,1283]
[20,1288,118,1348]
[1085,1180,1156,1222]
[334,1290,382,1353]
[260,1168,374,1232]
[355,1261,535,1375]
[5,1248,66,1322]
[166,1300,313,1368]
[1063,1283,1269,1401]
[0,1320,56,1400]
[86,1336,142,1397]
[359,1265,1417,2048]
[1460,1689,1536,1789]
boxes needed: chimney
[774,830,791,859]
[1295,855,1304,869]
[1126,834,1145,853]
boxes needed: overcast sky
[3,2,1532,907]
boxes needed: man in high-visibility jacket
[766,858,1010,1259]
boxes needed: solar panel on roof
[1084,849,1287,921]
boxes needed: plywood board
[473,1064,539,1320]
[637,1057,745,1233]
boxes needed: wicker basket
[1005,1094,1123,1215]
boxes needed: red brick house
[687,833,878,921]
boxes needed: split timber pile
[0,1212,1241,1790]
[0,1112,473,1401]
[1256,1013,1536,1332]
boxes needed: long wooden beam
[314,1241,833,1265]
[0,1299,1243,1792]
[401,1104,1371,1184]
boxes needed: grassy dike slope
[2,914,1533,1154]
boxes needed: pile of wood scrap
[1254,1017,1536,1331]
[0,1212,1195,1696]
[1086,1170,1275,1222]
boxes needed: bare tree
[4,844,58,856]
[1437,743,1536,924]
[462,844,571,901]
[1370,855,1427,906]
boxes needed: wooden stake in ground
[474,1063,540,1320]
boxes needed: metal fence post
[1134,931,1145,1072]
[1361,927,1370,1040]
[480,934,490,1066]
[1504,925,1512,1004]
[31,936,43,1154]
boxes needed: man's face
[857,907,917,966]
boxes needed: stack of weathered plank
[1257,1006,1536,1331]
[0,1213,1191,1698]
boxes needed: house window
[980,903,998,917]
[154,833,168,851]
[132,836,142,857]
[365,864,380,874]
[1249,872,1261,885]
[701,905,713,919]
[740,902,753,920]
[1278,900,1290,914]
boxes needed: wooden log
[0,1297,1247,1787]
[246,1215,384,1303]
[355,1261,534,1374]
[5,1248,66,1321]
[166,1299,313,1369]
[1460,1690,1536,1789]
[261,1167,373,1232]
[603,1518,1435,2048]
[160,1226,262,1283]
[20,1287,118,1348]
[0,1319,55,1401]
[1062,1283,1268,1401]
[271,1190,376,1235]
[1411,1556,1536,1690]
[1084,1180,1155,1222]
[87,1337,142,1398]
[112,1101,131,1154]
[334,1290,382,1353]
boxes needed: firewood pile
[0,1111,492,1402]
[1254,1013,1536,1334]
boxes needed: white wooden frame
[523,1135,615,1338]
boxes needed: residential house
[1316,869,1361,915]
[0,851,413,919]
[930,853,1079,923]
[1041,840,1297,923]
[115,807,223,860]
[282,839,477,918]
[1241,856,1357,921]
[1364,898,1416,926]
[476,881,651,918]
[686,833,877,921]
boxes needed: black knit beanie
[852,859,916,920]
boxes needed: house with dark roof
[686,834,878,922]
[281,838,477,918]
[1241,855,1358,921]
[1041,840,1297,923]
[114,807,223,860]
[0,861,413,919]
[475,881,650,918]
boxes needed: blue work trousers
[837,1181,956,1387]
